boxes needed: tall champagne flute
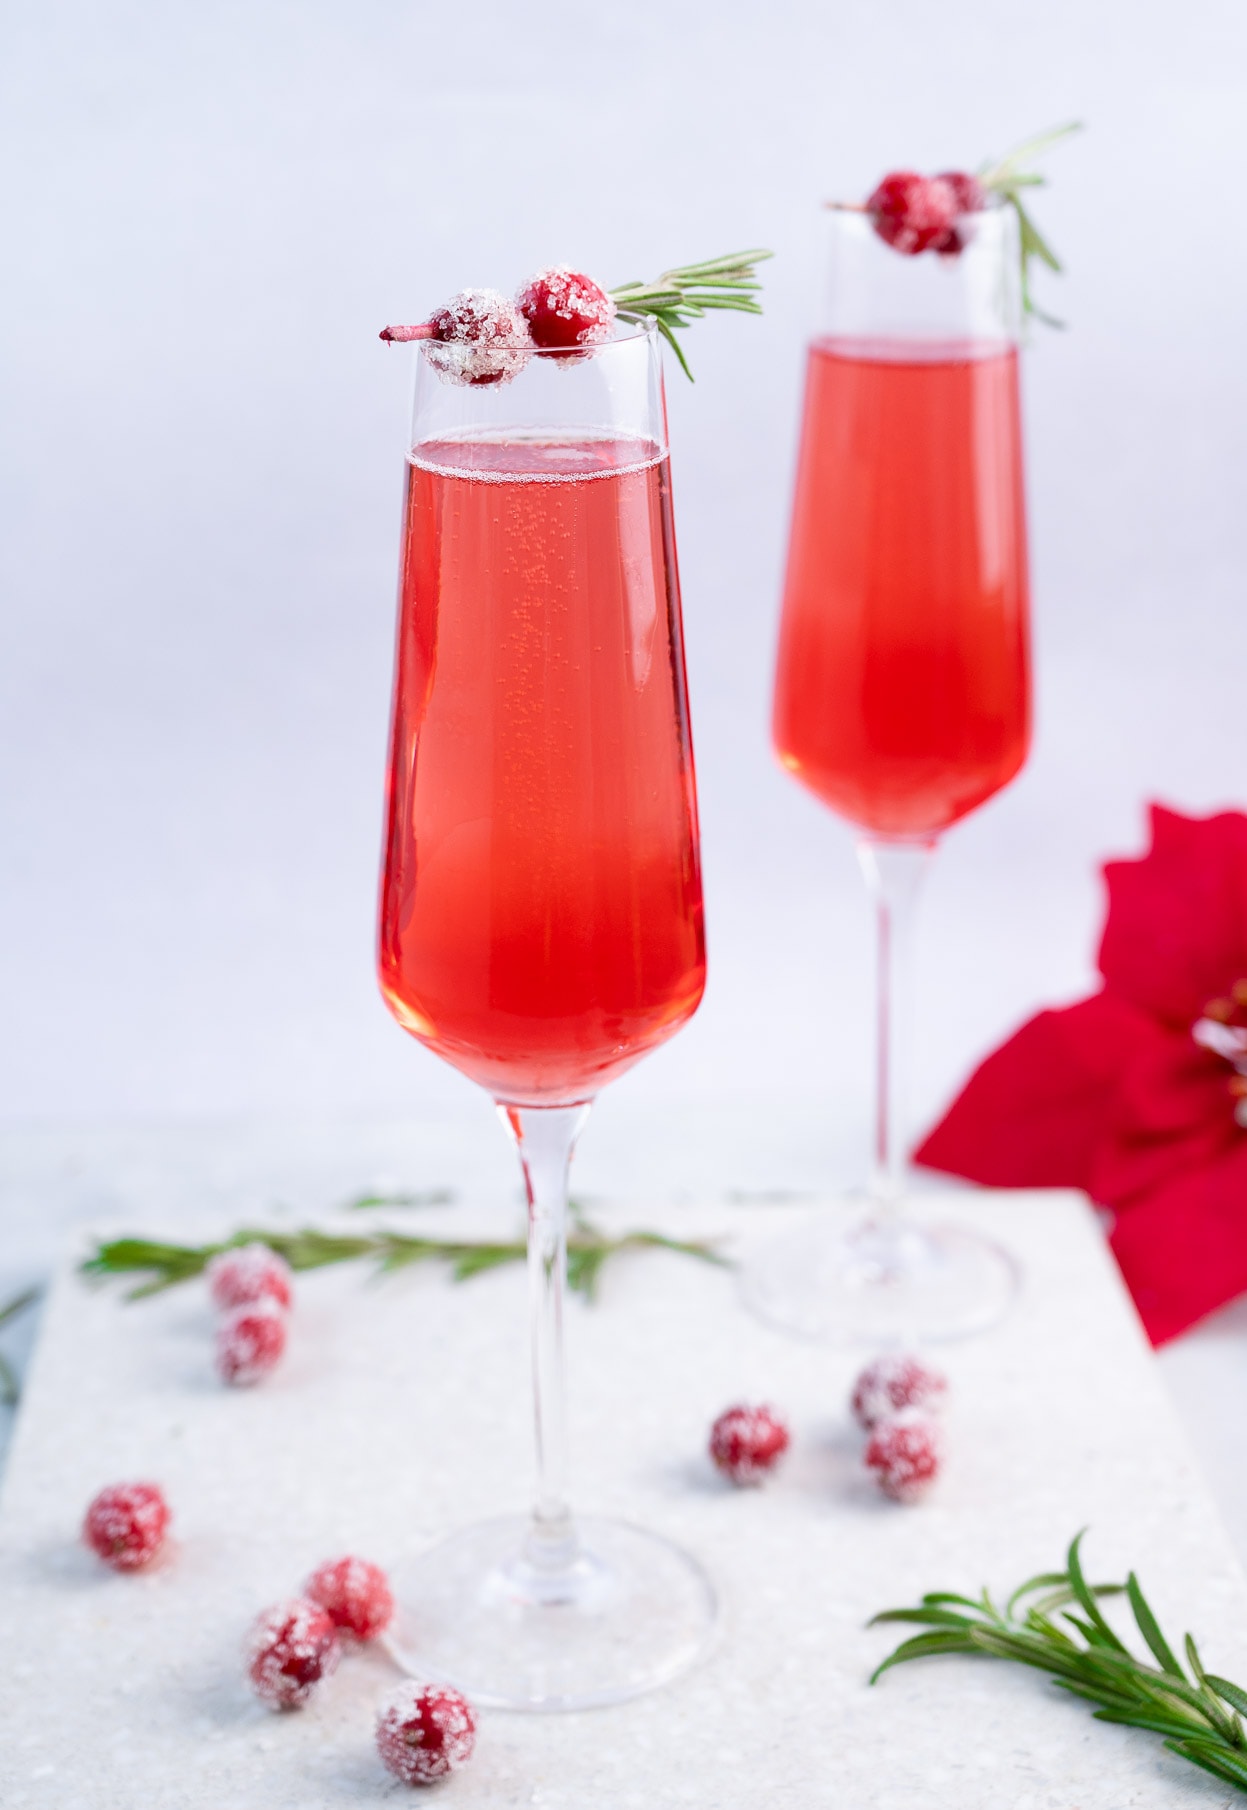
[377,321,716,1708]
[744,204,1029,1344]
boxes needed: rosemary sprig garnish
[611,251,773,381]
[80,1213,729,1303]
[871,1531,1247,1795]
[978,121,1082,327]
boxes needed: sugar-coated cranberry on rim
[376,1680,477,1786]
[708,1402,790,1485]
[515,265,617,351]
[246,1597,341,1709]
[82,1480,171,1571]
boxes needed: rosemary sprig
[80,1215,729,1304]
[611,250,773,381]
[871,1531,1247,1794]
[978,121,1082,327]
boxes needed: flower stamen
[1192,982,1247,1126]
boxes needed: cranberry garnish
[866,171,956,256]
[515,265,616,351]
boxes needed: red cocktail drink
[380,434,704,1105]
[774,338,1030,837]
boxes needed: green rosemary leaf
[1006,1571,1071,1616]
[1167,1738,1247,1789]
[450,1244,526,1282]
[1127,1572,1185,1679]
[0,1348,19,1407]
[347,1189,455,1210]
[922,1591,986,1610]
[869,1607,978,1631]
[869,1631,978,1683]
[610,250,772,380]
[1066,1531,1130,1653]
[1091,1704,1216,1742]
[1207,1676,1247,1719]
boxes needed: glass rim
[414,315,658,369]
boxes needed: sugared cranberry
[247,1598,341,1709]
[206,1243,293,1313]
[709,1403,790,1485]
[376,1681,477,1786]
[864,1409,943,1503]
[515,265,616,351]
[215,1301,287,1386]
[936,170,986,216]
[426,288,531,387]
[83,1480,170,1571]
[851,1354,947,1430]
[304,1555,394,1640]
[866,171,956,255]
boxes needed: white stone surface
[1,1188,1244,1807]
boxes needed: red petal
[914,992,1149,1189]
[1109,1138,1247,1343]
[1099,804,1247,1029]
[1089,1033,1240,1207]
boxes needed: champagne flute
[744,203,1029,1344]
[377,320,716,1708]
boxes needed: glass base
[740,1203,1019,1345]
[386,1515,719,1711]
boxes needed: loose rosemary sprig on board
[611,250,772,380]
[81,1213,728,1304]
[871,1531,1247,1795]
[979,121,1081,327]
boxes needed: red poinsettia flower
[915,805,1247,1345]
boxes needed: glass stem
[499,1101,592,1569]
[856,838,935,1215]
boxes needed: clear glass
[377,322,717,1708]
[743,207,1027,1344]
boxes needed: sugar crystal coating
[215,1301,287,1386]
[709,1402,790,1485]
[304,1554,394,1639]
[83,1480,170,1571]
[864,1408,943,1503]
[851,1354,947,1430]
[515,265,616,351]
[426,288,532,387]
[206,1243,294,1312]
[376,1680,477,1785]
[246,1597,340,1709]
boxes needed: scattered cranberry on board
[864,1409,944,1503]
[708,1403,791,1485]
[246,1598,341,1710]
[304,1555,394,1640]
[82,1480,170,1571]
[376,1680,477,1786]
[851,1354,948,1431]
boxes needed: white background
[3,0,1246,1173]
